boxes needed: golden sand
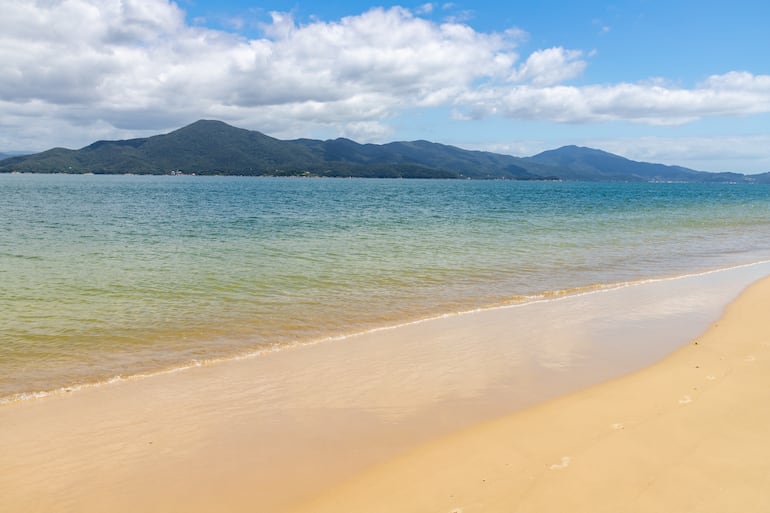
[290,276,770,513]
[2,268,769,513]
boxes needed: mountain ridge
[1,120,767,182]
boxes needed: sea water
[3,174,770,402]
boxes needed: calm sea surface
[3,175,770,401]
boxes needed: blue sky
[2,0,770,172]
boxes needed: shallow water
[2,175,770,400]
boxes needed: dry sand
[290,275,770,513]
[2,267,769,513]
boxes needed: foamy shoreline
[2,264,770,512]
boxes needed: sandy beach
[2,266,770,513]
[291,275,770,513]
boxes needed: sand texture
[2,268,769,513]
[291,276,770,513]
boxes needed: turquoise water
[3,174,770,401]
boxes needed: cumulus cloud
[510,47,586,86]
[456,72,770,125]
[2,0,770,151]
[0,0,521,146]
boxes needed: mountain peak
[0,119,764,181]
[173,119,240,133]
[537,145,617,158]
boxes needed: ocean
[3,174,770,402]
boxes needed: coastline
[291,275,770,513]
[4,261,768,407]
[2,264,769,512]
[6,176,770,405]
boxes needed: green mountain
[0,121,321,176]
[1,120,767,182]
[524,145,751,182]
[0,120,539,179]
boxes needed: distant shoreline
[2,120,766,180]
[0,170,547,179]
[3,170,766,183]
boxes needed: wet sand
[291,275,770,513]
[1,264,769,513]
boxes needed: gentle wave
[4,259,769,407]
[4,177,770,402]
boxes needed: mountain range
[1,119,767,182]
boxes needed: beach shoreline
[290,275,770,513]
[2,265,770,512]
[6,177,770,407]
[4,260,768,407]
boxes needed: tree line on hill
[1,120,768,182]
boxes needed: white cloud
[0,1,522,147]
[1,0,770,153]
[510,47,586,86]
[416,3,435,15]
[456,72,770,125]
[340,121,395,142]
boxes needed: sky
[2,0,770,173]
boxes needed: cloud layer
[2,0,770,154]
[457,71,770,125]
